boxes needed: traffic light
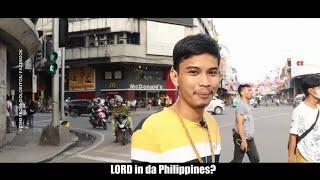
[48,52,58,74]
[36,50,43,61]
[59,18,68,47]
[296,60,304,66]
[287,58,291,67]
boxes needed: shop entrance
[146,91,159,106]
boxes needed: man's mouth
[194,91,213,98]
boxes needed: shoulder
[134,108,174,132]
[293,102,306,115]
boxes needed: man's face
[241,87,252,100]
[309,86,320,100]
[170,53,220,109]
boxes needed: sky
[213,18,320,84]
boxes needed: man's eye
[209,70,219,76]
[189,71,198,75]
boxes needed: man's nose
[199,74,210,87]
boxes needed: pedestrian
[160,94,165,107]
[26,100,37,129]
[131,34,222,162]
[21,100,28,128]
[65,97,71,103]
[165,95,170,107]
[147,98,152,110]
[288,74,320,162]
[131,99,137,111]
[126,100,131,109]
[12,100,19,130]
[158,98,162,110]
[231,84,260,163]
[6,96,12,133]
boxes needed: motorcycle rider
[112,96,134,142]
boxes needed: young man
[288,74,320,162]
[131,34,221,163]
[111,97,134,142]
[231,84,260,163]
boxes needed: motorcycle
[37,106,46,113]
[89,105,107,130]
[114,114,131,145]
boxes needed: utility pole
[39,18,72,146]
[52,18,60,127]
[32,56,36,101]
[60,47,65,120]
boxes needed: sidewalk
[0,127,78,163]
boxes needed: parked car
[205,96,225,115]
[68,99,94,116]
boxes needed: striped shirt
[131,107,221,163]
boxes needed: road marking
[35,114,52,118]
[219,112,291,128]
[71,128,105,157]
[36,119,52,123]
[95,151,131,158]
[76,154,129,163]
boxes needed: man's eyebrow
[208,67,219,71]
[186,66,200,70]
[185,66,219,70]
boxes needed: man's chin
[194,102,210,109]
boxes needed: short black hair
[172,34,221,72]
[238,84,251,97]
[301,74,320,96]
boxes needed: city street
[34,104,293,163]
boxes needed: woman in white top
[12,101,19,129]
[21,101,28,128]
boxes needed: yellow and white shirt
[131,107,221,163]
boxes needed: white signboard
[32,75,37,93]
[291,58,320,78]
[24,58,32,70]
[147,20,185,56]
[130,84,163,90]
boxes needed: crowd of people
[5,96,37,133]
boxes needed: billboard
[69,67,95,90]
[147,21,185,56]
[291,58,320,78]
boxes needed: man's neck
[304,96,319,109]
[171,100,204,123]
[241,97,249,104]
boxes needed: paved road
[34,105,293,163]
[34,109,158,163]
[216,105,292,162]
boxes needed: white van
[205,96,225,115]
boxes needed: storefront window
[135,91,146,108]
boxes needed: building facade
[0,18,40,146]
[37,18,218,107]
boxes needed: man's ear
[308,88,315,96]
[240,91,244,98]
[169,67,179,88]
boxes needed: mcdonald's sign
[109,81,117,89]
